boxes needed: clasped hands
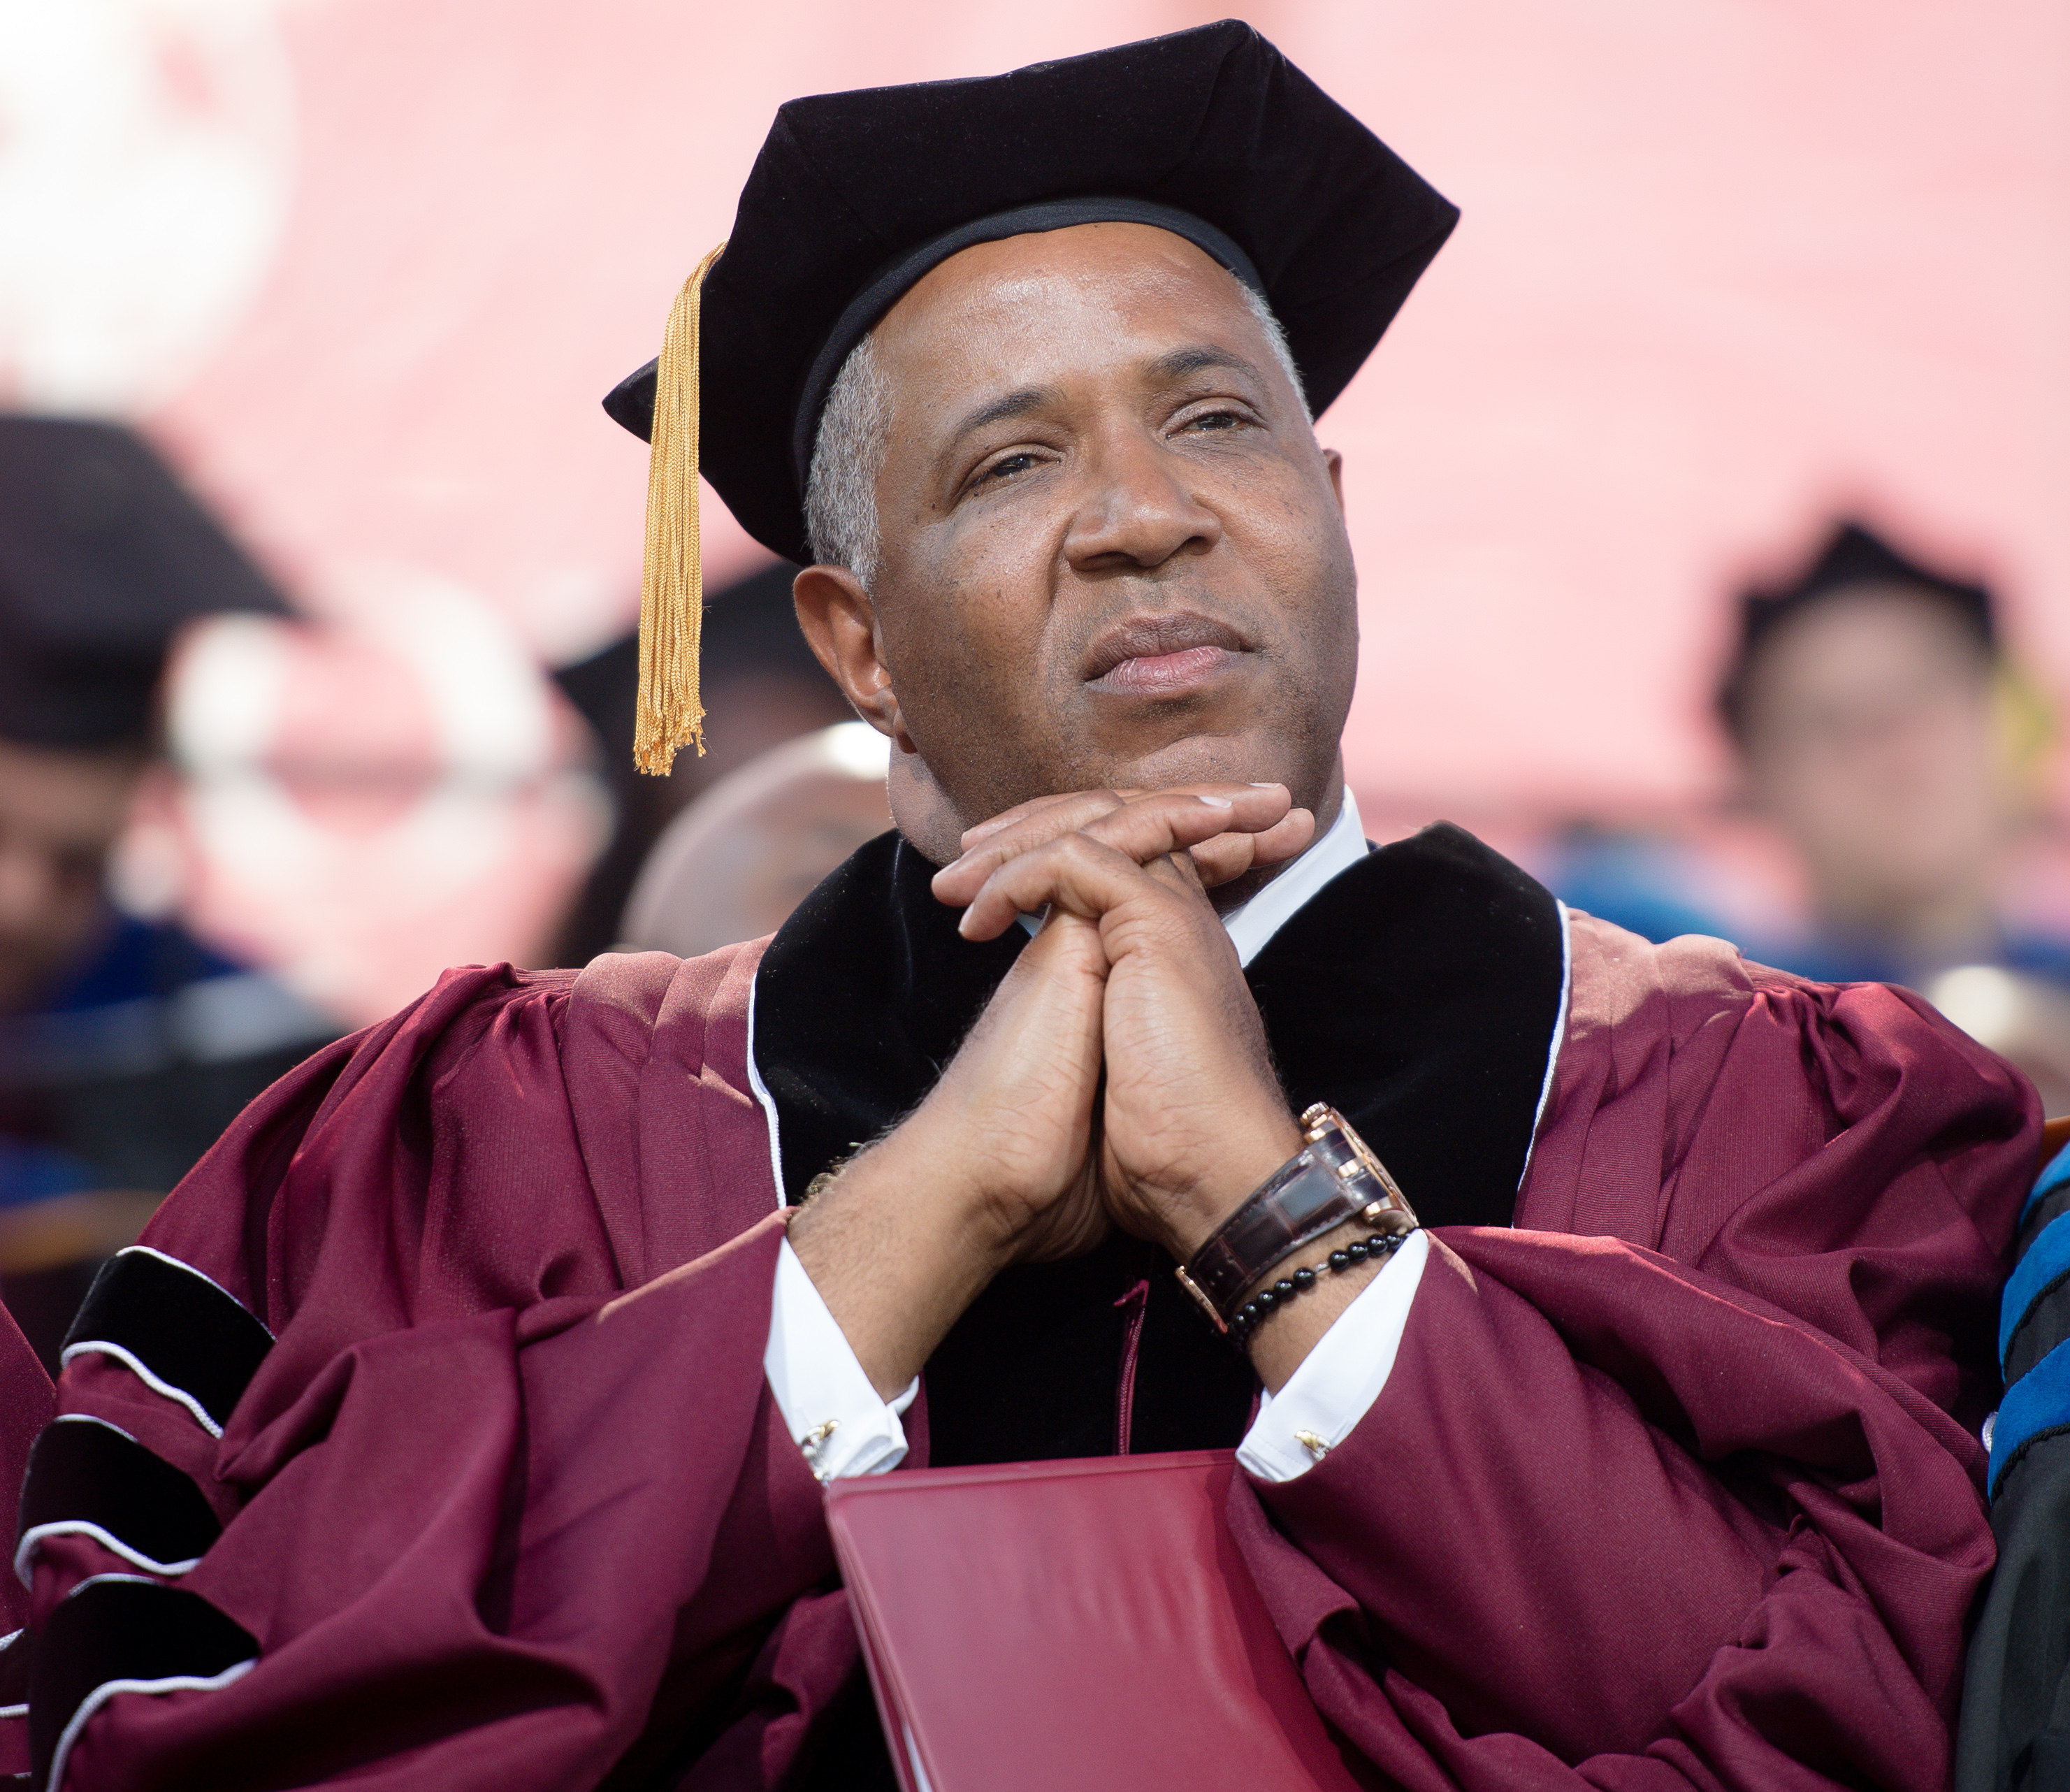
[788,783,1374,1397]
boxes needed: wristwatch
[1175,1104,1417,1331]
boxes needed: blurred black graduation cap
[1718,520,1998,739]
[550,561,851,963]
[0,416,289,750]
[604,18,1458,563]
[553,563,837,772]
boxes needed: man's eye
[978,452,1040,484]
[1182,410,1243,433]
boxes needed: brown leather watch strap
[1175,1104,1417,1330]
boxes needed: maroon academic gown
[11,826,2035,1791]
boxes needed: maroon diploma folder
[823,1450,1366,1792]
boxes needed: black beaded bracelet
[1227,1229,1414,1342]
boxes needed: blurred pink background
[5,0,2067,1020]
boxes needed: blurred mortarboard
[552,561,832,771]
[0,416,289,750]
[600,20,1458,774]
[1718,520,1997,739]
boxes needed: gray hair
[804,281,1309,586]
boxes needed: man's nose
[1062,430,1222,573]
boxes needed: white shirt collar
[1013,788,1368,964]
[1221,788,1368,967]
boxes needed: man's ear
[1322,447,1346,518]
[792,564,913,750]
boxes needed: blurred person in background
[0,417,335,1367]
[620,720,890,959]
[552,561,855,964]
[1718,521,2070,1106]
[1551,518,2070,1107]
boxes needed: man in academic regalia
[6,24,2034,1792]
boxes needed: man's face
[1739,587,2006,927]
[826,222,1358,837]
[0,737,139,1010]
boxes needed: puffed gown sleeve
[20,948,857,1792]
[1229,918,2036,1792]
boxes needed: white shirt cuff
[765,1237,919,1482]
[1237,1229,1430,1482]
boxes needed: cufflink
[799,1417,840,1483]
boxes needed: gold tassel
[635,240,728,775]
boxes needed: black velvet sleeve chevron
[17,1417,223,1580]
[61,1248,273,1435]
[29,1579,256,1789]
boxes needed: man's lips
[1082,613,1251,695]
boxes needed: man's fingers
[937,783,1293,906]
[1188,806,1316,887]
[956,789,1134,852]
[958,809,1244,941]
[938,793,1128,903]
[950,793,1238,926]
[1076,786,1294,869]
[960,834,1143,941]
